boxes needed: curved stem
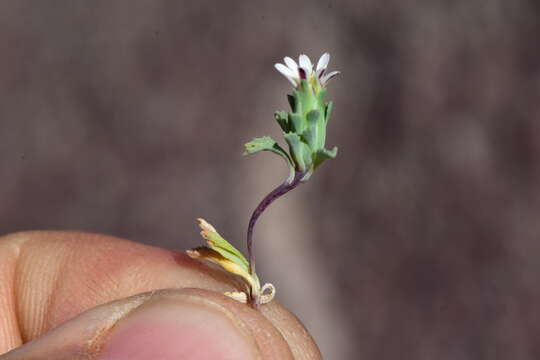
[246,171,305,280]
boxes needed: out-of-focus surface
[1,1,540,359]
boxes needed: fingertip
[98,291,262,360]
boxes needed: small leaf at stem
[188,219,262,296]
[275,111,290,132]
[313,146,338,170]
[244,136,293,168]
[196,218,249,271]
[187,247,250,280]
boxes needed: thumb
[1,288,294,360]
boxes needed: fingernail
[98,295,260,360]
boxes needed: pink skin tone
[100,300,257,360]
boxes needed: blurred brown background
[2,1,540,359]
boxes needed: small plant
[187,53,340,308]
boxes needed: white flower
[274,52,340,88]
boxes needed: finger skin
[1,289,294,360]
[0,231,321,359]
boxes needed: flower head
[246,52,339,180]
[274,53,340,89]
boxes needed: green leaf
[325,101,333,123]
[244,136,293,167]
[186,245,258,291]
[196,218,249,270]
[285,133,312,172]
[304,110,322,150]
[313,146,338,170]
[317,88,328,105]
[289,113,303,133]
[275,111,290,132]
[188,219,262,296]
[302,126,316,149]
[306,109,321,125]
[297,80,318,116]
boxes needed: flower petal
[275,63,299,86]
[299,54,313,76]
[284,56,298,73]
[316,53,330,72]
[274,63,295,78]
[321,70,340,86]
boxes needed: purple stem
[247,171,305,277]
